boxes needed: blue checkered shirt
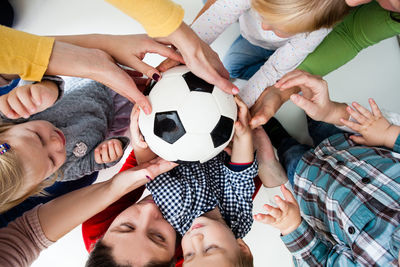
[282,133,400,266]
[146,152,258,238]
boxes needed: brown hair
[251,0,351,34]
[86,240,176,267]
[235,245,254,267]
[0,123,57,213]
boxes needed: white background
[8,0,400,266]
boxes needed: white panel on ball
[178,92,220,134]
[148,76,190,112]
[172,133,215,162]
[212,87,237,120]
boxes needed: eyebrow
[184,247,226,263]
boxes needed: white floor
[9,0,400,266]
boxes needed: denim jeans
[277,118,344,185]
[223,35,275,80]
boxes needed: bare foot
[253,127,288,188]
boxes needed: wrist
[384,125,400,149]
[324,102,348,125]
[280,218,302,236]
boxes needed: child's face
[346,0,400,12]
[261,21,294,38]
[181,216,242,266]
[4,120,66,198]
[102,195,177,266]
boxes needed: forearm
[231,135,253,163]
[39,171,147,241]
[324,102,349,125]
[192,0,217,22]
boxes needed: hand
[98,34,184,81]
[0,80,59,119]
[130,105,148,150]
[341,99,400,148]
[249,86,286,129]
[157,57,181,73]
[254,185,301,236]
[94,139,123,164]
[234,96,251,138]
[158,22,239,95]
[274,70,346,125]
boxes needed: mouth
[54,129,66,146]
[190,223,205,231]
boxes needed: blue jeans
[277,118,344,185]
[223,35,275,80]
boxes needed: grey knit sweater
[2,78,130,181]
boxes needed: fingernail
[146,175,152,181]
[232,87,239,94]
[143,106,151,115]
[152,73,160,81]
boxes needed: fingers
[157,58,181,72]
[263,204,282,219]
[290,94,318,117]
[144,157,177,178]
[129,56,162,82]
[6,89,31,118]
[369,98,382,117]
[346,105,367,124]
[351,102,373,121]
[147,39,184,65]
[235,96,249,125]
[130,106,148,149]
[253,213,276,225]
[275,196,289,214]
[340,117,362,132]
[206,69,239,95]
[94,140,123,164]
[0,95,18,118]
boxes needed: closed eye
[35,132,56,166]
[205,245,219,253]
[149,231,167,248]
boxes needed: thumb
[290,94,317,117]
[349,135,367,145]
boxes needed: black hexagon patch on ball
[182,72,214,93]
[154,111,186,144]
[210,116,234,148]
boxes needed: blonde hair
[0,123,58,213]
[251,0,351,34]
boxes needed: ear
[237,238,253,258]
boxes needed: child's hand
[0,80,59,119]
[130,105,148,150]
[254,185,301,236]
[234,96,251,138]
[94,139,123,164]
[340,99,400,148]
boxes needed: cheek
[345,0,371,6]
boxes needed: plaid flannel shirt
[146,152,258,238]
[282,133,400,266]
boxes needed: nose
[190,233,204,252]
[49,133,64,152]
[140,202,163,224]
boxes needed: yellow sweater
[0,25,54,81]
[0,0,184,81]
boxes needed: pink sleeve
[0,205,54,267]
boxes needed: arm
[0,25,54,81]
[39,158,176,241]
[191,0,251,44]
[297,1,400,76]
[231,97,254,164]
[240,28,330,108]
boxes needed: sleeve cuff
[393,134,400,153]
[227,161,253,172]
[281,219,317,255]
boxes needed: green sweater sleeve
[298,1,400,76]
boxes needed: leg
[261,118,311,185]
[306,116,345,146]
[253,127,288,188]
[223,35,275,80]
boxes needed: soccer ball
[138,66,237,163]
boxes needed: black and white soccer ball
[138,66,237,163]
